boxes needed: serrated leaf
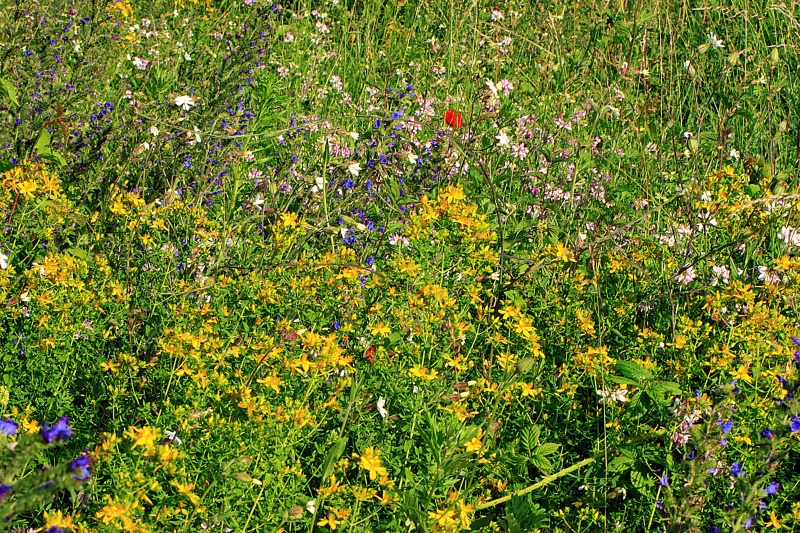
[615,360,653,381]
[629,469,649,492]
[535,443,559,456]
[530,454,552,472]
[607,455,634,473]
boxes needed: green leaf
[320,435,347,482]
[607,455,634,473]
[0,78,18,106]
[535,443,559,456]
[34,130,53,155]
[615,360,653,381]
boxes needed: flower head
[175,95,197,111]
[0,418,18,435]
[40,416,72,443]
[707,32,725,49]
[444,109,464,128]
[69,451,91,480]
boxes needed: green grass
[1,0,800,531]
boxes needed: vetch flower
[657,473,668,487]
[175,95,197,111]
[0,418,17,435]
[40,416,72,443]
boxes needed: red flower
[365,346,375,364]
[444,109,464,128]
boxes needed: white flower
[377,397,387,418]
[711,265,731,286]
[164,430,183,445]
[20,291,30,302]
[485,79,499,97]
[132,56,149,70]
[184,52,192,61]
[700,191,712,203]
[150,125,160,136]
[306,499,317,514]
[175,95,196,111]
[311,176,325,193]
[189,126,202,146]
[496,129,510,146]
[611,389,628,403]
[0,251,7,270]
[596,388,611,405]
[674,264,696,285]
[407,152,418,164]
[707,32,725,49]
[491,8,504,21]
[347,162,361,176]
[729,148,740,160]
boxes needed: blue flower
[40,416,72,443]
[731,462,745,477]
[657,473,668,487]
[718,419,733,433]
[791,416,800,433]
[46,528,65,533]
[0,484,11,500]
[760,428,774,439]
[710,527,720,533]
[0,418,17,436]
[69,451,91,481]
[764,482,780,495]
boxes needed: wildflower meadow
[1,0,800,531]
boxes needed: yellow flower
[371,322,391,337]
[409,366,439,380]
[355,446,388,481]
[730,364,753,384]
[465,429,483,453]
[125,426,159,451]
[317,513,341,530]
[16,180,38,200]
[765,511,782,529]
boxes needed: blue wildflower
[0,484,11,500]
[764,482,780,495]
[791,416,800,433]
[710,527,720,533]
[40,416,72,443]
[657,473,668,487]
[0,418,17,435]
[718,419,733,433]
[69,451,91,480]
[731,462,745,477]
[760,428,774,439]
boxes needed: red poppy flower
[444,109,464,128]
[365,346,375,364]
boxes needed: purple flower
[0,484,11,500]
[69,451,91,480]
[731,462,745,477]
[46,528,65,533]
[40,416,72,443]
[718,419,733,433]
[0,418,17,435]
[760,428,774,439]
[710,527,720,533]
[764,482,780,495]
[744,517,755,530]
[657,473,668,487]
[792,336,800,346]
[791,416,800,433]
